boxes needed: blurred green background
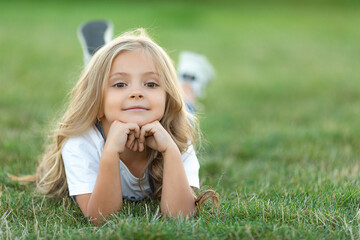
[1,1,360,239]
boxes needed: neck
[120,147,147,164]
[120,147,148,178]
[101,119,111,139]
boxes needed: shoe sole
[78,20,113,57]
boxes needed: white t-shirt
[61,125,200,201]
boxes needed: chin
[120,117,153,127]
[118,113,163,127]
[135,120,148,127]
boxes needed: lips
[123,106,149,111]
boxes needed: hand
[138,121,175,153]
[103,121,140,154]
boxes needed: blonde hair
[33,28,218,209]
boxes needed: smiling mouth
[123,106,149,111]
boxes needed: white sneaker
[77,20,113,65]
[177,51,215,98]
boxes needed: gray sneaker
[78,20,113,65]
[177,51,215,98]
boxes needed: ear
[97,109,104,121]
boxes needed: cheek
[103,93,122,114]
[153,93,166,118]
[159,93,167,111]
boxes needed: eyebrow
[109,71,159,78]
[109,72,129,78]
[143,72,159,76]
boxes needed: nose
[129,89,144,99]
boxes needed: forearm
[161,144,196,217]
[86,150,122,223]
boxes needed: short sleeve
[182,144,200,189]
[61,136,101,196]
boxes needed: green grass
[1,1,360,239]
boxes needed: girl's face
[101,50,166,129]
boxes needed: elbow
[161,209,196,219]
[160,202,197,218]
[85,210,107,226]
[90,217,103,226]
[85,202,123,225]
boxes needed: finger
[128,123,140,139]
[127,132,135,149]
[133,140,138,152]
[126,139,132,149]
[129,138,135,150]
[139,142,144,152]
[140,124,154,143]
[128,132,135,146]
[134,125,140,139]
[139,125,147,143]
[126,139,131,149]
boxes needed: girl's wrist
[102,146,120,160]
[161,142,179,156]
[103,139,124,154]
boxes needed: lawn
[1,1,360,239]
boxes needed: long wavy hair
[34,28,218,209]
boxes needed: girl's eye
[114,82,126,88]
[145,82,159,88]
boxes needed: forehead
[110,50,158,75]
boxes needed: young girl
[34,28,217,224]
